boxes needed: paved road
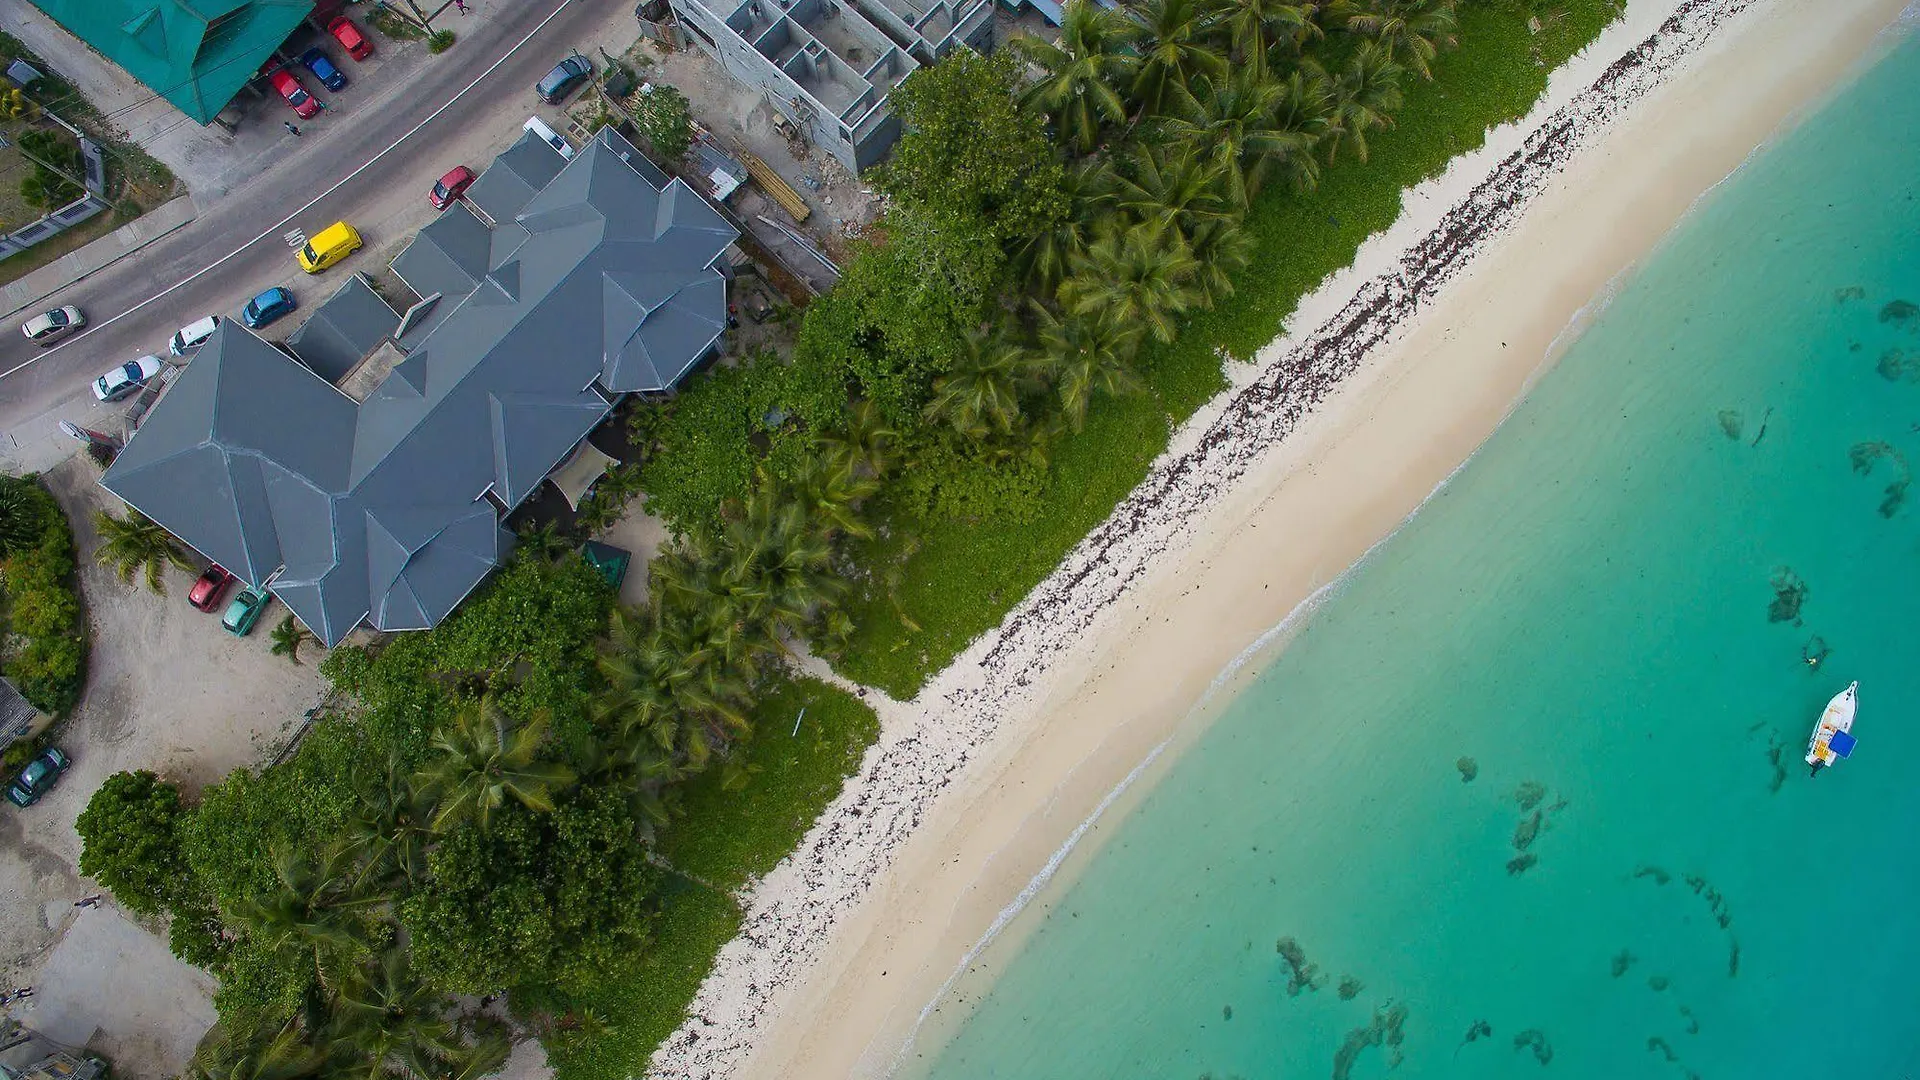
[0,0,617,443]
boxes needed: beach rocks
[1337,975,1363,1001]
[1877,298,1918,326]
[1458,1019,1493,1051]
[1514,781,1547,811]
[1506,853,1539,876]
[1456,756,1479,783]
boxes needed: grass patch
[0,31,177,197]
[541,675,878,1080]
[367,7,430,41]
[0,199,138,287]
[834,0,1626,700]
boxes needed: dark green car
[222,585,272,636]
[6,747,70,807]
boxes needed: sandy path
[649,1,1918,1077]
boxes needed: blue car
[300,47,348,92]
[242,287,297,329]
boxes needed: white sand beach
[648,1,1918,1077]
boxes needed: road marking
[0,0,581,384]
[283,229,307,248]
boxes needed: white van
[524,116,575,161]
[169,314,222,357]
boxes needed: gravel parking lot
[1,456,331,1077]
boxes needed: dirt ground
[0,456,331,1078]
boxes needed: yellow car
[297,221,363,273]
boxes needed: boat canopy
[1829,730,1857,759]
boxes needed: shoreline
[647,1,1916,1077]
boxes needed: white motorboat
[1805,681,1859,776]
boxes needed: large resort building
[101,128,738,646]
[668,0,995,171]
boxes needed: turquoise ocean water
[908,24,1920,1080]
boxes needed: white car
[168,315,221,357]
[92,355,164,402]
[20,305,85,347]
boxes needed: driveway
[1,457,331,1075]
[0,0,643,472]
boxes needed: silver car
[20,305,85,347]
[92,355,164,402]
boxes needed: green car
[222,585,271,636]
[6,747,70,807]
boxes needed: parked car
[92,355,164,402]
[222,585,271,636]
[189,565,236,613]
[534,54,593,104]
[300,47,348,91]
[270,69,320,119]
[242,287,298,329]
[523,116,574,160]
[429,165,475,210]
[6,747,70,808]
[20,305,84,346]
[329,16,374,61]
[297,221,363,273]
[169,314,221,357]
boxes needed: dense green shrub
[400,787,658,994]
[75,770,192,916]
[0,476,87,715]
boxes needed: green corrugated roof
[28,0,313,123]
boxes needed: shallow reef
[1331,1002,1408,1080]
[1275,937,1328,996]
[1456,756,1478,783]
[1512,1029,1553,1066]
[1768,567,1808,624]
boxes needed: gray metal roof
[102,129,735,646]
[284,274,402,383]
[390,203,493,303]
[464,131,569,226]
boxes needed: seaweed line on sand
[648,3,1769,1076]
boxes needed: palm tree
[341,751,436,891]
[819,398,898,480]
[784,455,879,541]
[1032,303,1144,431]
[187,1018,324,1080]
[924,330,1038,439]
[233,846,383,972]
[324,950,467,1080]
[718,482,845,641]
[513,520,574,566]
[0,482,45,556]
[416,700,576,832]
[1320,42,1404,163]
[1168,69,1325,201]
[1010,156,1117,294]
[1188,215,1259,308]
[1011,1,1141,154]
[1113,142,1239,236]
[1345,0,1457,81]
[1129,0,1227,121]
[1058,222,1203,345]
[93,508,192,594]
[595,605,751,772]
[1217,0,1312,77]
[270,615,313,664]
[1264,65,1336,191]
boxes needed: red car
[269,70,320,119]
[329,16,374,61]
[429,166,476,210]
[189,565,236,613]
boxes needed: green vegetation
[92,508,192,596]
[0,475,87,715]
[71,2,1628,1077]
[16,129,84,210]
[427,29,457,54]
[0,29,177,196]
[75,544,876,1080]
[630,83,693,162]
